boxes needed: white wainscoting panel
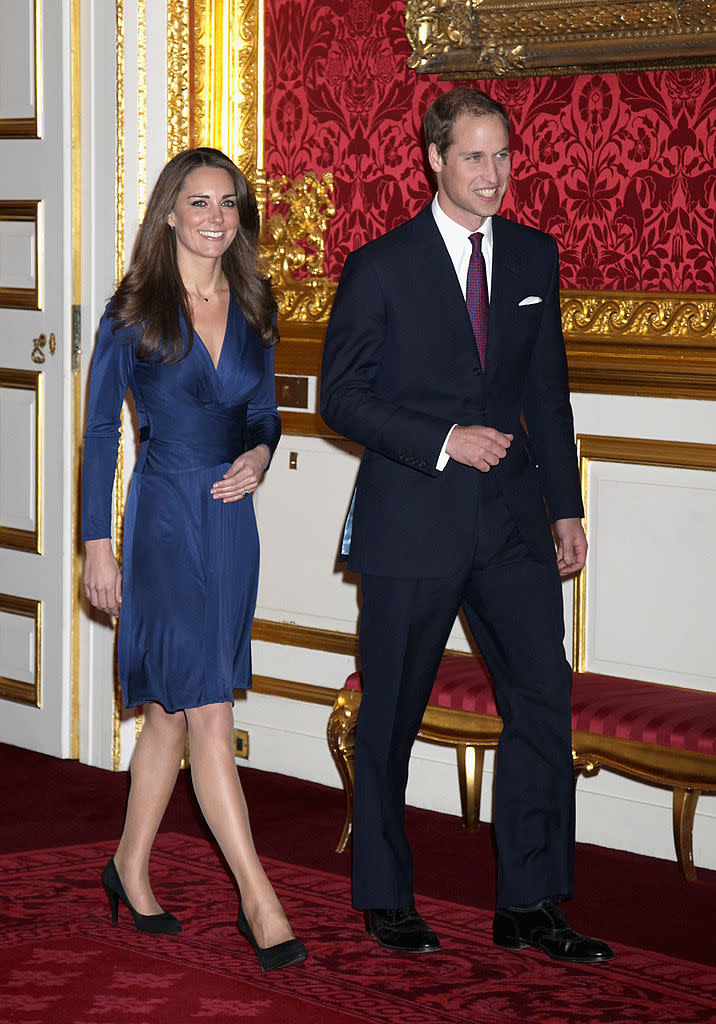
[0,607,35,686]
[0,220,36,291]
[0,382,36,532]
[585,461,716,690]
[0,0,36,120]
[254,435,363,632]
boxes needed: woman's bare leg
[113,701,187,915]
[185,701,293,947]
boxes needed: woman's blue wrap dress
[81,295,281,711]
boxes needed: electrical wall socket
[233,728,250,759]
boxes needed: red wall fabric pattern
[265,0,716,292]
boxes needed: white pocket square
[518,295,542,306]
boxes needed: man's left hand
[554,518,587,577]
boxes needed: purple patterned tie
[466,231,488,369]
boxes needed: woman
[82,147,307,972]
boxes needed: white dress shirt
[430,195,494,469]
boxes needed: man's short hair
[424,88,510,160]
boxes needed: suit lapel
[407,207,476,351]
[487,215,522,369]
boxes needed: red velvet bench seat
[326,656,716,880]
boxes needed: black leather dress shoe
[493,900,614,964]
[364,907,441,953]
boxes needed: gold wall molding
[564,291,716,400]
[252,617,359,657]
[186,0,263,176]
[167,0,192,157]
[115,1,125,288]
[251,674,337,707]
[573,434,716,672]
[113,0,126,771]
[273,292,716,404]
[563,292,716,340]
[405,0,716,78]
[0,593,42,707]
[71,0,82,757]
[251,617,468,681]
[137,0,147,214]
[227,0,264,178]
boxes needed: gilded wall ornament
[262,172,337,322]
[166,0,191,156]
[561,293,716,340]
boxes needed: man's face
[428,113,511,230]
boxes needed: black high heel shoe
[102,857,181,935]
[237,905,307,972]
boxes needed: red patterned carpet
[2,834,716,1024]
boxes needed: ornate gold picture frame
[171,0,715,404]
[405,0,716,79]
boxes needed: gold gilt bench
[327,655,716,880]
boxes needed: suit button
[480,409,487,416]
[472,366,481,376]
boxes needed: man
[320,88,613,964]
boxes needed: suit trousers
[352,473,576,911]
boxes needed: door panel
[0,0,73,756]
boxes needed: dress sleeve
[245,339,281,462]
[81,310,136,541]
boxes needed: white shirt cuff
[436,424,457,471]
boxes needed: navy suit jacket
[320,205,583,579]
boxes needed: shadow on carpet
[1,834,715,1024]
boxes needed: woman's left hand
[211,444,271,502]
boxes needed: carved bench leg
[673,787,700,882]
[327,690,361,853]
[456,744,483,832]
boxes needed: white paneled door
[0,0,74,756]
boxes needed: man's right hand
[446,425,513,472]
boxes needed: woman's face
[167,166,240,263]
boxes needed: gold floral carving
[166,0,191,157]
[405,0,716,77]
[562,292,716,340]
[115,0,125,285]
[226,0,263,180]
[137,0,147,215]
[113,0,126,772]
[188,0,210,149]
[262,173,337,322]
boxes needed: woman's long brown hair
[111,147,278,361]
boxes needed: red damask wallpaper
[264,0,716,292]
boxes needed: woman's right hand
[84,538,122,617]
